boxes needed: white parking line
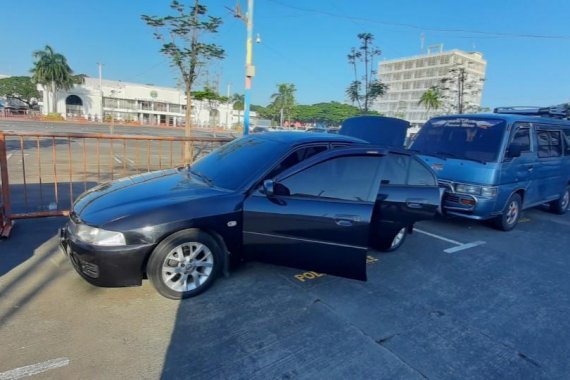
[113,156,122,164]
[444,241,486,253]
[6,153,13,161]
[414,228,462,245]
[414,228,486,253]
[0,357,70,380]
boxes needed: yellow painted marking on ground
[294,257,379,282]
[366,255,379,264]
[519,217,531,223]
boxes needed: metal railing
[0,131,233,238]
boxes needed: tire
[147,229,222,299]
[550,186,570,215]
[377,227,407,252]
[493,193,522,231]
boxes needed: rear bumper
[60,227,154,287]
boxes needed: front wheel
[147,229,222,299]
[550,186,570,215]
[493,193,522,231]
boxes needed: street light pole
[243,0,255,136]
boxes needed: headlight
[455,183,497,198]
[75,224,126,246]
[455,184,481,195]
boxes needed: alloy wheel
[161,242,214,292]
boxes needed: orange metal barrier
[0,131,233,238]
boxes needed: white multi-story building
[37,77,249,129]
[374,48,487,132]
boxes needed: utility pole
[230,0,255,135]
[97,62,104,123]
[243,0,255,135]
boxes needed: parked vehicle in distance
[251,126,269,133]
[60,132,441,299]
[305,127,327,133]
[326,127,340,134]
[410,106,570,231]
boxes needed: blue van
[410,106,570,230]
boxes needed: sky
[0,0,569,108]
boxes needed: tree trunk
[51,81,57,114]
[184,84,193,165]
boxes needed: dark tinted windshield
[190,136,287,190]
[411,118,506,162]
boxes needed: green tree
[0,76,40,108]
[346,33,387,113]
[292,102,376,127]
[418,87,442,113]
[270,83,296,126]
[142,0,225,163]
[231,93,245,126]
[30,45,83,113]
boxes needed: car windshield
[411,118,506,163]
[190,135,287,190]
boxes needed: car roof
[431,113,570,127]
[253,131,366,145]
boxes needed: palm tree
[418,86,442,114]
[30,45,81,114]
[270,83,296,127]
[230,93,245,127]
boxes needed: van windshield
[411,118,506,163]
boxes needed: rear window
[411,118,506,163]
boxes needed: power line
[267,0,570,40]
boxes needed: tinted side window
[537,129,562,158]
[267,145,327,178]
[564,130,570,156]
[381,155,409,185]
[510,128,531,152]
[281,156,382,202]
[408,159,437,186]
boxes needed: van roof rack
[493,104,569,120]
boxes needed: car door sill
[243,231,368,250]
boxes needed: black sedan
[60,132,441,299]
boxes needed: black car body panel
[61,133,441,290]
[340,115,409,148]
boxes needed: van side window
[564,130,570,156]
[507,127,531,158]
[537,130,562,158]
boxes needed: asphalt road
[1,208,570,379]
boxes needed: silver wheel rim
[391,228,406,249]
[161,242,214,292]
[562,190,569,210]
[506,200,519,225]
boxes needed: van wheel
[550,186,570,215]
[493,193,521,231]
[377,227,407,252]
[147,229,222,299]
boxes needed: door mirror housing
[263,180,275,197]
[262,179,290,197]
[507,144,523,159]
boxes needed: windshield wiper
[433,151,487,164]
[189,169,214,187]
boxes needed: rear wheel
[147,229,222,299]
[493,193,522,231]
[550,186,570,215]
[377,227,407,252]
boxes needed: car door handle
[334,214,360,226]
[406,199,426,209]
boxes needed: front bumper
[441,192,499,220]
[60,227,155,287]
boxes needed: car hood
[73,168,230,226]
[417,154,499,185]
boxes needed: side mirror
[507,144,522,159]
[262,179,274,197]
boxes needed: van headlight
[455,183,497,198]
[75,225,126,246]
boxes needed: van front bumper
[442,192,499,220]
[59,227,155,287]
